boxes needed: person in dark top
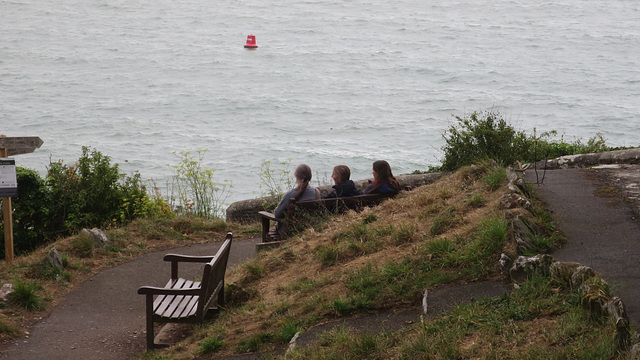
[325,165,361,199]
[364,160,401,194]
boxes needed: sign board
[0,136,44,156]
[0,158,18,197]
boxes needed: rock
[422,289,428,315]
[510,216,545,255]
[46,248,64,270]
[570,266,596,289]
[508,254,556,283]
[607,297,630,338]
[499,253,512,270]
[0,283,14,302]
[80,228,111,250]
[499,192,531,209]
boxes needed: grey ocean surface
[2,0,639,205]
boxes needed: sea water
[2,0,639,205]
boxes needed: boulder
[0,283,14,302]
[80,228,111,250]
[46,248,64,270]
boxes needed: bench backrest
[197,233,232,318]
[290,192,397,214]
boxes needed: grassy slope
[0,164,626,359]
[158,164,626,359]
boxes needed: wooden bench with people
[258,192,396,242]
[258,161,402,243]
[137,232,233,350]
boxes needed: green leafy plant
[256,159,293,210]
[168,150,233,219]
[45,146,164,236]
[438,110,615,172]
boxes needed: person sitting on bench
[364,160,401,195]
[325,164,361,199]
[273,163,320,236]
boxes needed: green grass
[429,206,457,236]
[286,273,619,360]
[8,280,45,311]
[198,335,225,354]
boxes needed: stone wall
[225,172,446,224]
[529,148,640,170]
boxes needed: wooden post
[0,147,13,263]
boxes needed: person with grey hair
[273,163,320,235]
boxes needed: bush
[440,111,530,171]
[46,146,164,234]
[0,168,52,257]
[2,147,165,259]
[438,110,613,171]
[168,150,232,219]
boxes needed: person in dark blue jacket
[364,160,401,194]
[325,165,361,199]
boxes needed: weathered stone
[422,289,428,315]
[46,247,64,270]
[80,228,111,250]
[508,254,556,283]
[549,261,582,286]
[630,343,640,360]
[499,253,513,270]
[571,266,596,289]
[529,148,640,170]
[0,283,14,302]
[499,192,531,209]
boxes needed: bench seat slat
[154,278,189,315]
[162,281,201,319]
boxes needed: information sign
[0,158,18,197]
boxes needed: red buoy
[244,35,258,49]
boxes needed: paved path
[525,167,640,327]
[0,237,260,360]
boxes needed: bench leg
[145,295,155,350]
[261,217,270,242]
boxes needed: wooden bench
[137,232,233,350]
[258,193,397,243]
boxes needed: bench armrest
[258,211,282,222]
[137,285,201,296]
[163,254,216,263]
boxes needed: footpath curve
[0,238,261,360]
[525,164,640,327]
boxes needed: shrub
[440,111,530,171]
[46,146,164,236]
[438,110,614,171]
[256,159,293,210]
[0,167,52,257]
[168,150,233,219]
